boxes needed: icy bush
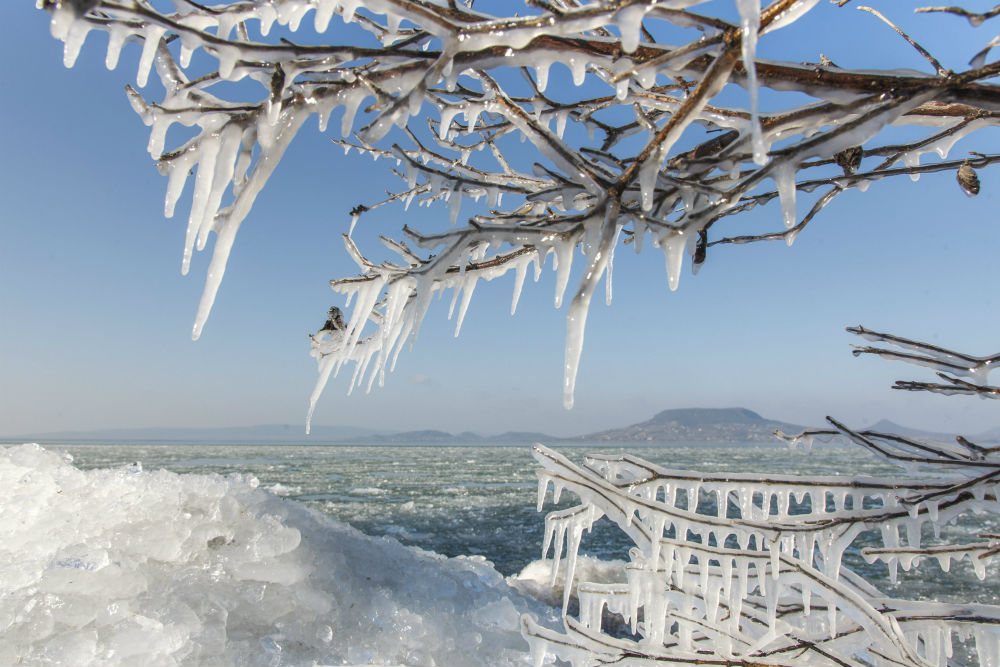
[0,444,558,667]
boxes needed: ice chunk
[0,444,558,666]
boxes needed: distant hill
[573,407,805,443]
[8,409,993,446]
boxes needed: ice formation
[526,439,1000,667]
[37,0,1000,419]
[0,443,558,666]
[523,328,1000,667]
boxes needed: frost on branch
[525,327,1000,667]
[39,0,1000,422]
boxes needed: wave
[0,444,559,666]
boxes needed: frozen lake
[3,441,996,666]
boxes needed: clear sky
[2,2,1000,439]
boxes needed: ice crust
[0,444,557,666]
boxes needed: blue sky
[2,2,1000,438]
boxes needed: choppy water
[59,441,998,603]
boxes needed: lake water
[56,440,998,601]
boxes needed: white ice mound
[0,444,558,667]
[509,557,627,609]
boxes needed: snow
[0,444,558,667]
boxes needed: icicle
[562,523,584,613]
[973,554,987,580]
[340,89,367,137]
[552,237,575,309]
[48,3,76,41]
[105,25,128,70]
[662,229,688,291]
[773,162,797,228]
[508,257,529,316]
[605,229,618,306]
[163,149,197,218]
[766,575,781,632]
[136,26,167,88]
[638,149,661,211]
[465,104,482,133]
[313,0,337,32]
[554,110,569,140]
[827,598,838,639]
[305,352,337,434]
[563,209,617,409]
[650,516,666,568]
[616,5,648,54]
[534,61,550,92]
[537,476,551,512]
[698,554,711,597]
[631,216,646,254]
[904,151,921,181]
[453,275,478,336]
[675,547,689,590]
[769,539,781,579]
[62,18,91,68]
[550,526,566,585]
[567,57,587,86]
[736,0,766,165]
[182,131,222,275]
[449,184,463,225]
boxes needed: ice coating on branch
[40,0,997,420]
[526,442,1000,667]
[762,0,823,34]
[0,444,558,666]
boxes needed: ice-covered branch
[893,374,1000,400]
[848,325,1000,400]
[526,442,1000,667]
[39,0,1000,414]
[525,326,1000,666]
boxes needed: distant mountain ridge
[348,408,804,444]
[7,408,996,445]
[574,407,804,443]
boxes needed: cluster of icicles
[42,0,994,419]
[523,444,1000,667]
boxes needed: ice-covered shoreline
[0,444,560,666]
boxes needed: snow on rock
[0,444,558,667]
